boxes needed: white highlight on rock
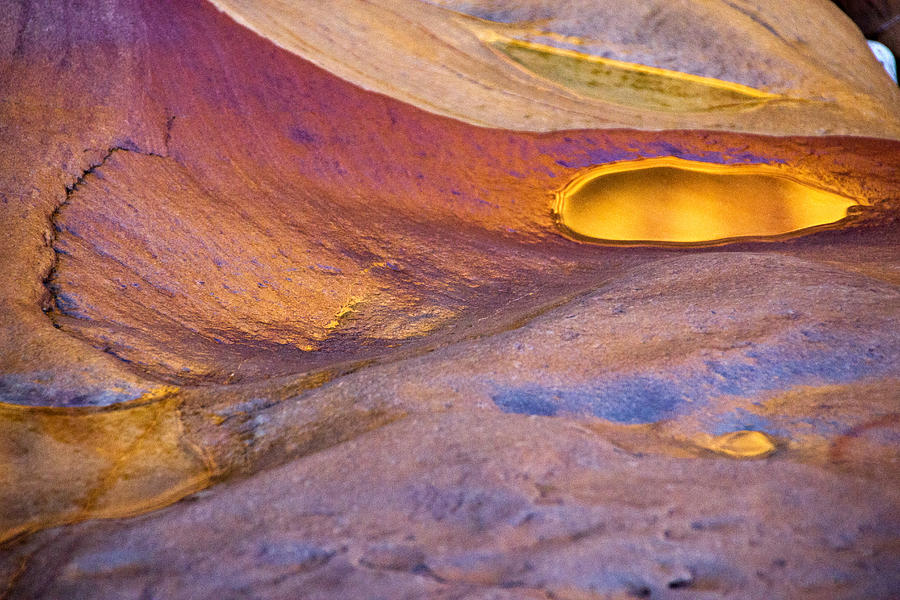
[868,40,898,83]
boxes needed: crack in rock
[41,145,169,319]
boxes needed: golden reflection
[706,430,776,459]
[0,388,212,544]
[554,158,861,245]
[485,34,776,111]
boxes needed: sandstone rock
[211,0,900,135]
[0,1,898,598]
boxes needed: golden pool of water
[554,158,861,245]
[487,35,776,112]
[706,430,777,459]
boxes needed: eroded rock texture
[0,0,898,598]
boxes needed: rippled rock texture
[1,1,899,598]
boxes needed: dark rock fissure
[42,145,168,323]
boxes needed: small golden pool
[487,35,776,112]
[553,158,862,246]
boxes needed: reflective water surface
[487,35,776,111]
[554,158,861,245]
[706,430,777,459]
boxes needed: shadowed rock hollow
[0,0,898,598]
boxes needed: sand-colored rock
[0,0,898,598]
[0,389,211,545]
[8,250,900,597]
[209,0,900,136]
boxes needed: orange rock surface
[0,1,898,598]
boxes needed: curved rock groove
[29,0,897,387]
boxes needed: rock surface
[211,0,900,135]
[0,1,898,598]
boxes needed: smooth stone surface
[0,1,898,599]
[4,410,898,599]
[5,252,899,598]
[211,0,900,136]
